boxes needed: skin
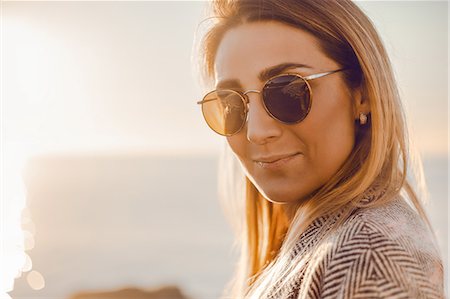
[214,21,370,204]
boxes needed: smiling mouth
[254,152,302,169]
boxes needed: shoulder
[334,194,442,261]
[315,195,444,298]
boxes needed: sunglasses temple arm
[303,69,345,81]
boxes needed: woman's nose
[245,93,282,144]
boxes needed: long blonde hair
[195,0,437,297]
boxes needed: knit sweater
[264,191,445,299]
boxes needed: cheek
[318,114,355,163]
[226,135,248,160]
[300,87,356,174]
[318,105,354,142]
[313,81,354,128]
[226,134,258,180]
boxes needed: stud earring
[359,113,368,125]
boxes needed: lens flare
[1,143,42,297]
[26,270,45,291]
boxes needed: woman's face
[214,21,366,204]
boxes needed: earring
[359,113,368,125]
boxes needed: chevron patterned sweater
[264,193,445,299]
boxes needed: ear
[352,86,370,121]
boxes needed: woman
[195,0,444,298]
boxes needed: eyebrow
[216,62,312,89]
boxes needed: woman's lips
[255,153,302,169]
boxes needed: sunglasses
[197,68,346,136]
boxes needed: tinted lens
[262,75,311,123]
[201,90,246,136]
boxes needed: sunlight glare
[1,142,39,296]
[26,271,45,291]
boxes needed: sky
[1,1,448,159]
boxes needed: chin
[247,174,317,204]
[258,188,307,205]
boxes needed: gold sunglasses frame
[197,68,346,136]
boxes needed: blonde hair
[195,0,438,297]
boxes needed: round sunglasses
[197,68,346,136]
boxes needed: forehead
[214,21,337,85]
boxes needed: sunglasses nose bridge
[243,89,284,144]
[241,89,261,109]
[243,89,261,96]
[242,89,262,109]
